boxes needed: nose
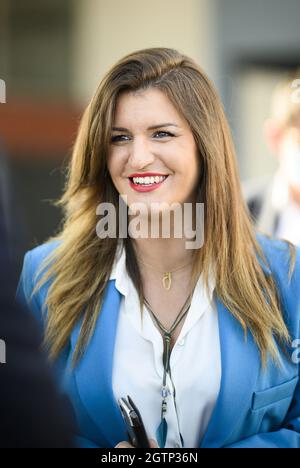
[127,135,155,170]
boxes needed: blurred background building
[0,0,300,272]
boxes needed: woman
[16,47,300,448]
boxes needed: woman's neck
[131,237,195,272]
[128,201,198,271]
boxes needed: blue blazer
[16,233,300,448]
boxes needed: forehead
[113,88,185,126]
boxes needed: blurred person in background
[0,139,28,287]
[0,139,11,238]
[0,154,76,448]
[245,70,300,245]
[16,48,300,448]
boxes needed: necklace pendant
[162,272,172,290]
[162,400,168,416]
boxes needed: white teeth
[132,175,167,185]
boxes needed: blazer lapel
[70,280,127,447]
[200,295,261,447]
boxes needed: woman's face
[107,88,200,210]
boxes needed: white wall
[71,0,216,105]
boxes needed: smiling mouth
[128,175,169,186]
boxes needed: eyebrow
[111,123,179,131]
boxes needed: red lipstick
[128,172,168,177]
[128,173,169,192]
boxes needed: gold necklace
[136,255,192,291]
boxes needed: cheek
[181,152,200,179]
[107,151,123,176]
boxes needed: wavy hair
[32,47,296,367]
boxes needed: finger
[149,438,159,448]
[115,441,134,449]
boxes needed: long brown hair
[32,47,296,367]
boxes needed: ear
[263,118,283,155]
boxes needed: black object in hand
[118,395,151,448]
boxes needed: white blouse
[111,243,221,448]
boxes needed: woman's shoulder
[22,238,62,291]
[256,232,300,330]
[256,231,300,274]
[24,239,61,269]
[16,240,61,325]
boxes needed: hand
[115,438,159,449]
